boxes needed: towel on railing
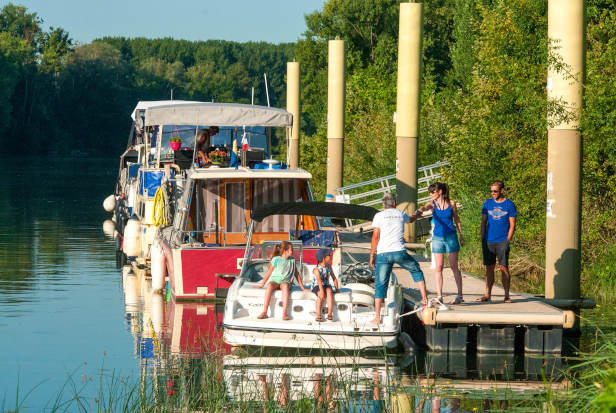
[290,230,336,247]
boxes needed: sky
[1,0,325,44]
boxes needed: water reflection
[0,157,138,408]
[120,267,567,411]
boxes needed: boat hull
[161,243,244,300]
[223,326,399,351]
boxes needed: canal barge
[111,101,319,300]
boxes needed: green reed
[5,325,616,412]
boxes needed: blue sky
[2,0,325,44]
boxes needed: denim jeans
[375,250,424,299]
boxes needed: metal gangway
[335,161,448,233]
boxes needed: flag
[241,128,249,151]
[230,134,239,169]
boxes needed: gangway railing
[335,161,449,233]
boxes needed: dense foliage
[1,1,615,300]
[290,0,616,305]
[0,3,293,155]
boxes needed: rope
[396,297,450,319]
[153,186,168,227]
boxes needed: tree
[0,3,41,45]
[39,27,72,74]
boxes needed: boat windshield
[157,125,268,161]
[242,241,303,282]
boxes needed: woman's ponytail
[270,240,292,259]
[441,183,450,203]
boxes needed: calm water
[0,157,135,409]
[0,156,613,411]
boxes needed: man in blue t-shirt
[476,180,517,303]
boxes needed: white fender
[102,220,115,238]
[123,217,142,257]
[103,194,116,212]
[151,240,166,291]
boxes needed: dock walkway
[396,258,574,328]
[338,237,573,353]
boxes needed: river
[0,156,612,411]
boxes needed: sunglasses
[490,189,500,193]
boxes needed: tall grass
[2,347,578,413]
[558,324,616,412]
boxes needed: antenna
[264,73,270,107]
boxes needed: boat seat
[238,283,317,301]
[332,289,352,303]
[344,283,375,295]
[350,291,374,307]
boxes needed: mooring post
[286,62,300,169]
[326,39,345,197]
[545,1,584,306]
[396,3,423,242]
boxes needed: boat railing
[162,228,227,248]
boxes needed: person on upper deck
[413,182,465,305]
[369,193,428,325]
[196,126,219,165]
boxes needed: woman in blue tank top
[410,182,464,305]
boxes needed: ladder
[335,161,448,232]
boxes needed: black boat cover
[251,201,378,223]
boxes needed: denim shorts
[375,250,424,299]
[311,285,332,295]
[431,233,460,254]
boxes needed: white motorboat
[223,202,404,351]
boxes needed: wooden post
[326,39,345,196]
[545,0,584,302]
[287,62,300,169]
[396,3,423,242]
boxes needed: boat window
[199,180,219,232]
[243,262,268,282]
[225,182,246,233]
[157,125,269,162]
[243,241,303,281]
[252,179,303,232]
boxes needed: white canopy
[130,100,200,122]
[143,102,293,127]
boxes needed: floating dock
[395,258,574,354]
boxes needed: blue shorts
[311,285,332,295]
[375,250,424,299]
[431,233,460,254]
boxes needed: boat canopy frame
[143,102,293,128]
[250,201,378,223]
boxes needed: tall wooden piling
[286,62,300,169]
[326,39,345,196]
[395,3,423,242]
[545,0,584,302]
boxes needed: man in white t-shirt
[369,193,428,324]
